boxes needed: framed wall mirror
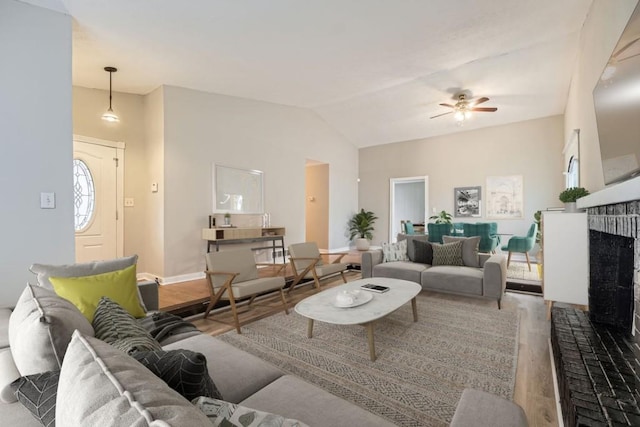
[213,164,264,213]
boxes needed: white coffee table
[294,278,421,361]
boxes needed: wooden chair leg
[339,271,347,283]
[203,275,227,319]
[227,292,242,334]
[279,289,289,315]
[506,251,512,267]
[525,252,532,271]
[311,268,322,291]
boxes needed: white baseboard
[137,271,205,285]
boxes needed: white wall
[159,85,358,279]
[565,0,639,192]
[359,116,564,245]
[0,1,73,305]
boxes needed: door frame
[389,176,429,242]
[73,134,125,258]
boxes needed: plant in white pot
[559,187,589,213]
[348,209,378,251]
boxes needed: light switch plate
[40,192,55,209]
[124,198,134,207]
[151,182,158,193]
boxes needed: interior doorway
[73,136,124,263]
[305,160,329,250]
[389,176,429,242]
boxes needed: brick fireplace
[550,185,640,427]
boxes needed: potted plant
[348,209,378,251]
[429,210,453,224]
[224,212,231,225]
[559,187,589,213]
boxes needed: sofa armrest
[361,249,383,278]
[482,254,507,301]
[138,280,159,312]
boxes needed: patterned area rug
[219,294,520,426]
[507,261,541,281]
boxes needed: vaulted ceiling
[27,0,594,147]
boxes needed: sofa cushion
[11,370,59,427]
[0,308,11,349]
[421,266,484,296]
[49,264,145,321]
[0,348,21,403]
[132,349,222,401]
[30,255,147,312]
[9,284,94,376]
[443,235,481,267]
[381,240,409,262]
[57,331,210,426]
[193,396,308,427]
[92,297,161,355]
[409,239,433,264]
[431,241,464,266]
[162,334,284,404]
[372,261,428,284]
[240,375,396,427]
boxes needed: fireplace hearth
[550,199,640,427]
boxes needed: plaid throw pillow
[432,241,464,266]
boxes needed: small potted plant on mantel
[559,187,589,213]
[348,209,378,251]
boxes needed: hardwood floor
[159,271,558,427]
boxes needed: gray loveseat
[0,258,395,427]
[361,235,507,309]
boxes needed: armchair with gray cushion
[287,242,348,293]
[501,223,538,271]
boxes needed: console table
[201,227,286,264]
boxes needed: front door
[73,137,124,263]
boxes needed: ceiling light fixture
[454,95,472,124]
[101,66,119,123]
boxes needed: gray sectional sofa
[361,235,507,309]
[0,258,395,427]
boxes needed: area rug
[218,294,520,427]
[507,261,541,281]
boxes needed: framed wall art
[486,175,523,219]
[454,186,481,217]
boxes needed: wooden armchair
[204,248,288,333]
[287,242,349,293]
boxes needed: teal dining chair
[501,223,538,271]
[427,223,453,243]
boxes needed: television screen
[593,3,640,185]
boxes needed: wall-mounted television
[593,3,640,185]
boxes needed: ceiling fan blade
[613,36,640,58]
[439,103,455,108]
[471,107,497,112]
[472,97,489,106]
[430,111,454,119]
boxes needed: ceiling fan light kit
[101,66,120,123]
[431,93,497,124]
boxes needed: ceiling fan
[430,94,497,122]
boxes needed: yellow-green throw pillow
[49,264,145,322]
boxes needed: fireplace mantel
[577,176,640,209]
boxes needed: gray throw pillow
[56,331,211,426]
[11,370,59,427]
[410,240,433,264]
[443,236,481,267]
[92,297,161,355]
[381,240,409,262]
[9,284,94,375]
[132,349,222,401]
[432,241,464,266]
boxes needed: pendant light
[101,66,119,123]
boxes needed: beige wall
[72,87,151,273]
[305,163,329,249]
[1,2,73,305]
[565,0,639,191]
[159,85,358,279]
[359,116,565,245]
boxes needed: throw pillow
[49,264,145,321]
[29,254,147,311]
[381,240,409,262]
[431,241,464,266]
[193,396,309,427]
[410,240,433,264]
[11,370,59,427]
[9,284,94,376]
[56,331,211,426]
[132,349,222,401]
[443,235,481,267]
[92,297,161,355]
